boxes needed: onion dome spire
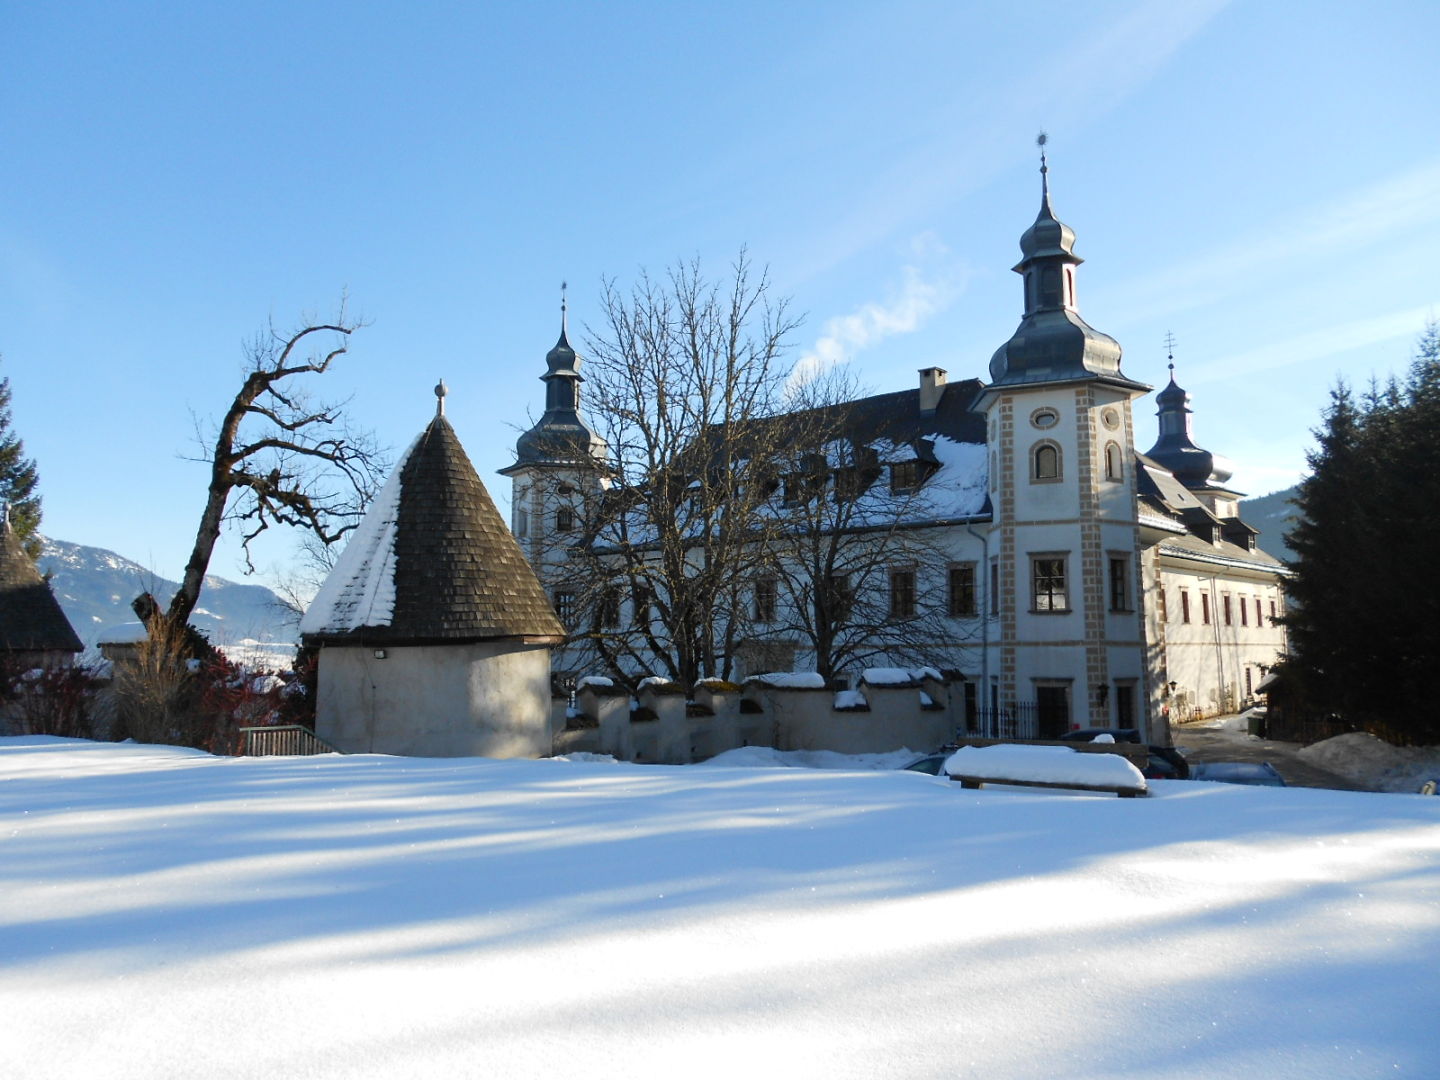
[988,134,1140,391]
[1144,337,1235,491]
[507,284,608,470]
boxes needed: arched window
[1104,442,1122,481]
[1032,441,1061,482]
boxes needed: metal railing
[238,724,338,757]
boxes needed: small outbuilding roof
[302,403,565,646]
[0,517,83,654]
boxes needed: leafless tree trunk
[166,309,385,628]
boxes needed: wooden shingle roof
[0,521,83,654]
[305,415,564,645]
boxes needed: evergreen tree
[1284,323,1440,741]
[0,359,42,560]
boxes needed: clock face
[1102,408,1120,430]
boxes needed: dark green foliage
[1283,323,1440,742]
[0,360,42,560]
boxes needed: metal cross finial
[1163,331,1178,377]
[435,378,448,417]
[560,280,569,333]
[1037,131,1050,200]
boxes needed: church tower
[979,137,1152,732]
[499,292,608,640]
[1144,365,1244,520]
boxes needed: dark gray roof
[308,416,564,645]
[0,521,83,654]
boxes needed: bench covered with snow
[943,744,1148,798]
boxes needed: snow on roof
[576,675,615,691]
[748,671,826,689]
[861,667,917,686]
[918,436,988,519]
[299,435,418,636]
[944,744,1145,789]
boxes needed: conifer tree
[0,359,43,560]
[1284,323,1440,741]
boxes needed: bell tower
[978,135,1152,732]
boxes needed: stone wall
[553,674,957,763]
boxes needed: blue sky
[2,0,1436,590]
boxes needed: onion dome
[1144,366,1235,491]
[508,291,608,470]
[987,136,1143,393]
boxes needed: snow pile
[944,743,1146,789]
[1299,732,1440,794]
[3,737,1438,1079]
[921,436,988,518]
[300,434,419,635]
[748,671,826,689]
[833,689,867,710]
[575,675,615,691]
[637,676,678,691]
[96,620,148,645]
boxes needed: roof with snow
[302,414,564,645]
[0,519,83,654]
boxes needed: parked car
[1058,728,1190,781]
[1188,761,1286,787]
[902,750,958,776]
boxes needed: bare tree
[536,253,801,684]
[166,309,385,628]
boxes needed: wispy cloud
[1114,159,1440,325]
[1187,303,1434,386]
[787,0,1234,284]
[790,246,963,388]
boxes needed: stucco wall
[316,641,553,757]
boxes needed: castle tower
[978,137,1152,732]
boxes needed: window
[1255,597,1263,626]
[889,569,917,619]
[754,578,777,623]
[1245,667,1253,696]
[632,584,651,627]
[1222,594,1232,626]
[1180,589,1191,624]
[1115,683,1136,728]
[1031,555,1068,612]
[889,460,921,495]
[948,564,976,617]
[1269,598,1277,621]
[1032,442,1061,482]
[553,589,577,628]
[514,508,529,538]
[834,466,861,502]
[825,574,853,623]
[989,560,1000,615]
[1201,593,1211,625]
[1040,266,1061,307]
[596,586,621,629]
[555,507,575,532]
[1104,442,1123,481]
[1108,557,1130,612]
[1240,596,1249,626]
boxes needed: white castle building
[503,159,1288,743]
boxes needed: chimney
[918,367,947,414]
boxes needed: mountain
[1244,484,1301,562]
[37,537,297,656]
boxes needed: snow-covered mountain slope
[37,536,295,652]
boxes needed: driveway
[1172,718,1368,791]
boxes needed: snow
[1300,732,1440,794]
[299,434,419,635]
[944,743,1146,788]
[861,666,916,685]
[748,671,826,688]
[833,688,867,709]
[920,436,988,518]
[575,675,615,690]
[3,736,1439,1080]
[637,675,676,690]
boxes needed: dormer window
[889,460,922,495]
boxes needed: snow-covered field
[3,737,1438,1079]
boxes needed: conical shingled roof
[0,520,83,654]
[304,415,564,645]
